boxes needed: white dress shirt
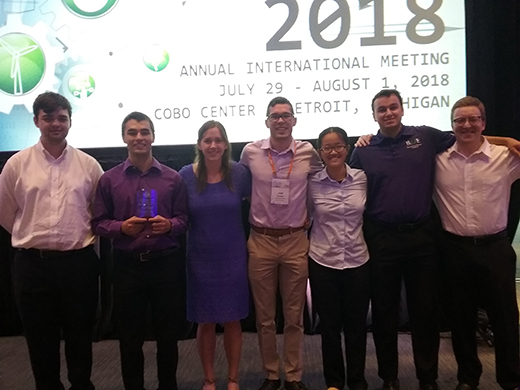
[434,139,520,236]
[0,141,103,250]
[308,164,369,269]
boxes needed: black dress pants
[12,246,99,390]
[309,258,370,390]
[363,218,440,384]
[441,232,520,390]
[113,249,184,390]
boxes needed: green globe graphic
[62,0,119,18]
[143,45,169,72]
[0,32,45,95]
[67,70,95,99]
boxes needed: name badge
[271,178,290,205]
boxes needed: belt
[114,247,178,262]
[365,216,431,232]
[20,245,93,259]
[444,229,509,246]
[251,225,305,237]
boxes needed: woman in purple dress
[179,120,251,390]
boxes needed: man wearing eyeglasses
[239,97,322,390]
[433,96,520,390]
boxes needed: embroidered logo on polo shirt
[405,137,422,149]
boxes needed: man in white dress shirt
[0,92,103,390]
[433,96,520,390]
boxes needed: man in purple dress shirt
[92,112,188,390]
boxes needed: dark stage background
[1,0,520,337]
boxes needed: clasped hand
[121,215,172,236]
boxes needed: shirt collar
[123,157,162,173]
[316,163,353,183]
[371,125,413,145]
[448,137,491,159]
[261,137,295,154]
[37,139,69,161]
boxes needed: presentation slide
[0,0,465,152]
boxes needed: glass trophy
[136,188,158,218]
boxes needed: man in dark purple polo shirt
[92,111,188,390]
[350,89,454,390]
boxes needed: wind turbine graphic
[0,36,39,95]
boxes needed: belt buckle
[139,251,151,262]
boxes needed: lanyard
[267,140,296,179]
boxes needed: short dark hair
[371,89,403,112]
[33,92,72,118]
[451,96,486,122]
[121,111,155,136]
[266,96,294,116]
[317,127,349,149]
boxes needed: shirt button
[146,235,150,238]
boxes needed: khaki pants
[247,229,309,381]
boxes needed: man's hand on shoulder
[121,216,147,236]
[355,134,373,148]
[506,138,520,157]
[485,136,520,158]
[149,215,173,235]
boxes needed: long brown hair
[194,120,233,192]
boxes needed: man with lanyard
[433,96,520,390]
[240,97,322,390]
[92,111,188,390]
[0,92,103,390]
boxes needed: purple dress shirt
[92,158,188,252]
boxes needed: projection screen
[0,0,465,152]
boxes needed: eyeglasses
[319,145,347,153]
[452,116,482,126]
[267,113,294,122]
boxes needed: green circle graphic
[62,0,119,18]
[143,45,170,72]
[0,33,45,95]
[68,71,96,99]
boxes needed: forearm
[92,217,124,238]
[485,136,520,157]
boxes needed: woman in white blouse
[308,127,370,390]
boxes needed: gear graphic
[39,0,190,43]
[55,55,98,107]
[53,53,115,146]
[39,0,119,41]
[0,13,62,114]
[0,1,39,27]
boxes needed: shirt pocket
[481,176,506,205]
